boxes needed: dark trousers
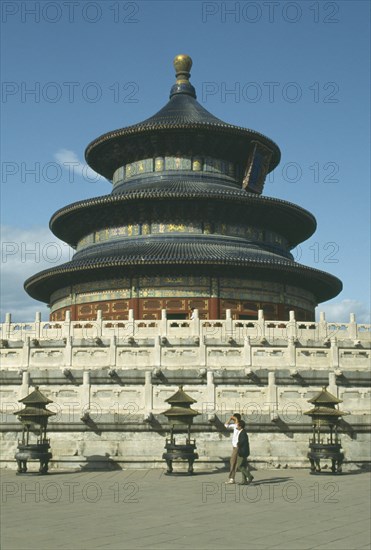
[236,455,253,482]
[229,447,238,480]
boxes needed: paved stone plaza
[1,466,370,550]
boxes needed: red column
[70,304,77,321]
[209,297,220,319]
[129,298,140,319]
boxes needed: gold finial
[173,54,193,82]
[170,54,196,98]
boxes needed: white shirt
[225,422,239,448]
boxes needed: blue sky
[1,0,370,322]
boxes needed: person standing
[224,413,241,484]
[236,420,254,485]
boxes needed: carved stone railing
[1,309,370,343]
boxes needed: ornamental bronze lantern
[13,387,56,474]
[161,386,200,474]
[304,387,348,474]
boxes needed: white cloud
[54,149,103,183]
[1,225,73,322]
[1,150,103,322]
[316,299,370,324]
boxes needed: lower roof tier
[24,244,342,305]
[73,235,295,262]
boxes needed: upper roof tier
[85,55,281,192]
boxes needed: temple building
[24,55,341,322]
[2,56,368,472]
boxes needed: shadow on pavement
[80,453,123,471]
[253,477,293,485]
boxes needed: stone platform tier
[1,310,370,470]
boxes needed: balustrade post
[328,371,338,396]
[225,309,233,340]
[318,311,327,339]
[258,309,265,341]
[349,312,357,339]
[288,336,296,368]
[288,310,297,340]
[82,371,91,413]
[62,310,71,339]
[19,371,30,400]
[4,313,11,339]
[96,309,103,337]
[206,371,215,412]
[64,336,72,367]
[144,370,153,413]
[161,309,167,337]
[110,335,117,366]
[267,371,277,417]
[154,335,161,367]
[35,311,41,339]
[199,333,206,367]
[244,336,252,367]
[191,308,200,337]
[330,337,339,368]
[21,337,30,368]
[128,309,135,338]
